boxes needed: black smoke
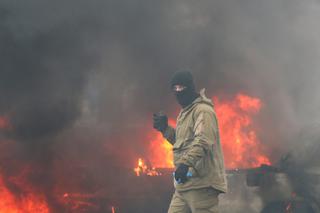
[0,0,320,212]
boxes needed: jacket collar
[180,88,213,113]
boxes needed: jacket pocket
[192,156,209,177]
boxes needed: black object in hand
[174,163,189,184]
[153,112,168,133]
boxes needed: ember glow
[61,192,100,212]
[134,158,147,176]
[0,140,51,213]
[134,158,161,176]
[214,93,271,169]
[0,175,49,213]
[0,116,11,130]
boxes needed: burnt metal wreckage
[245,156,320,213]
[59,124,320,212]
[58,162,319,213]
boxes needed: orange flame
[147,119,175,168]
[134,158,161,176]
[148,133,173,168]
[214,93,270,169]
[134,158,147,176]
[145,93,270,170]
[0,175,50,213]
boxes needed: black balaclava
[170,71,199,108]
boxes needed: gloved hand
[153,112,168,133]
[174,163,189,184]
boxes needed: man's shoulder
[193,102,214,114]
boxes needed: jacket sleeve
[177,107,217,167]
[162,126,176,145]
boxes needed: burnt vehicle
[248,125,320,213]
[246,124,320,213]
[247,163,319,213]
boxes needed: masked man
[153,71,227,213]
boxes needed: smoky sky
[1,0,320,164]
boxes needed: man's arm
[153,112,176,145]
[177,106,217,168]
[162,126,176,145]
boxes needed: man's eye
[173,85,186,92]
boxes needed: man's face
[172,84,191,107]
[172,84,187,93]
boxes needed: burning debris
[0,118,50,212]
[134,158,162,177]
[0,0,320,212]
[61,192,101,212]
[0,174,50,213]
[1,89,318,213]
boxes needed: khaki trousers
[168,187,219,213]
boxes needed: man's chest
[174,112,195,149]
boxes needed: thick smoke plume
[0,0,320,211]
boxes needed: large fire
[147,119,176,168]
[0,116,49,213]
[0,117,50,213]
[215,93,270,169]
[142,93,270,171]
[0,175,49,213]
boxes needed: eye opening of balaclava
[170,71,199,108]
